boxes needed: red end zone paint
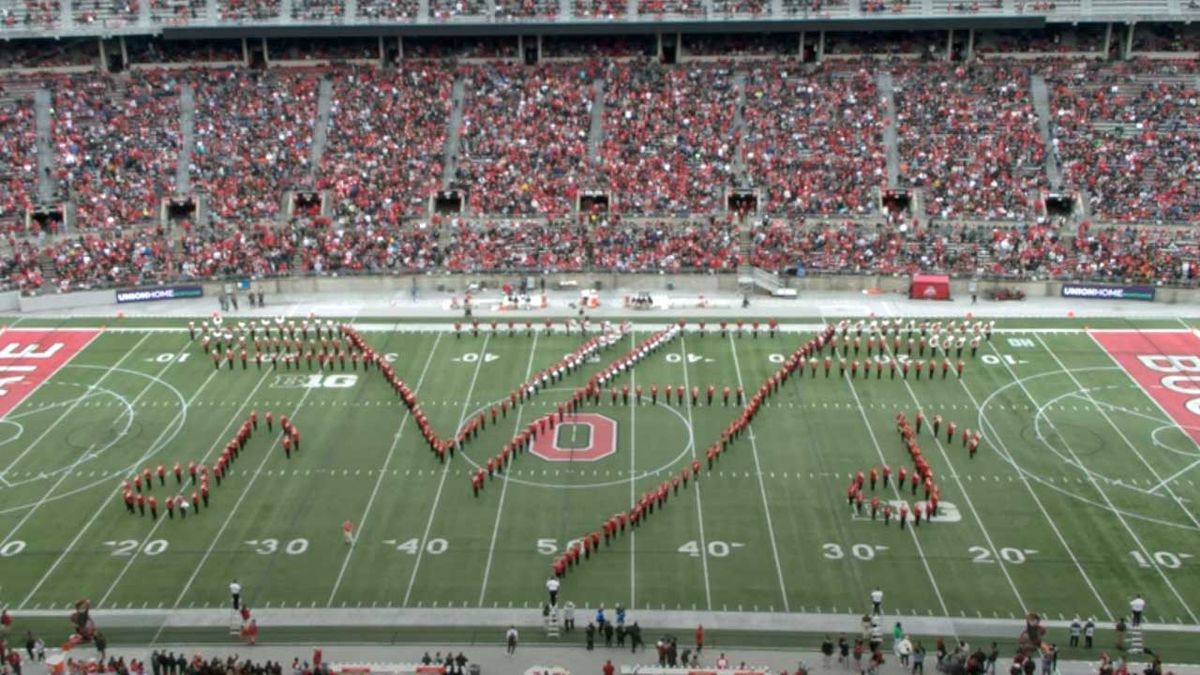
[1090,330,1200,446]
[0,328,101,418]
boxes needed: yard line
[166,376,322,611]
[875,349,1027,615]
[677,335,712,611]
[0,331,134,481]
[986,339,1194,623]
[325,333,444,605]
[840,373,951,617]
[17,335,203,607]
[726,334,789,612]
[1073,333,1200,529]
[476,332,541,607]
[629,333,638,609]
[1148,459,1200,495]
[402,334,491,607]
[98,364,279,608]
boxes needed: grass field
[1,316,1199,639]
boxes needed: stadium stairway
[33,88,56,205]
[175,83,196,196]
[587,78,606,165]
[876,72,900,189]
[441,76,467,192]
[731,71,749,188]
[1030,74,1063,192]
[310,78,334,181]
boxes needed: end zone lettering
[0,328,101,418]
[1090,330,1200,446]
[1061,283,1155,301]
[115,285,204,304]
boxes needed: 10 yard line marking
[476,332,541,607]
[17,334,195,608]
[677,335,712,611]
[988,338,1193,622]
[402,334,491,607]
[326,333,444,605]
[101,364,280,608]
[726,334,790,612]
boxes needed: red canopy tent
[910,274,950,301]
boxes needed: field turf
[1,316,1199,642]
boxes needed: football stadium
[2,0,1200,672]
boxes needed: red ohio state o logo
[529,413,617,462]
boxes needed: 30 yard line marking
[327,333,444,605]
[840,372,950,616]
[17,335,199,608]
[677,335,712,611]
[986,339,1191,622]
[101,362,281,608]
[402,334,491,607]
[727,334,789,612]
[476,332,541,606]
[878,348,1027,615]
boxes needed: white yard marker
[402,335,491,607]
[677,335,713,611]
[726,334,790,612]
[326,333,444,605]
[476,332,541,606]
[101,363,287,608]
[629,333,638,608]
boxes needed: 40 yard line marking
[326,333,444,605]
[17,335,197,608]
[101,362,281,608]
[402,334,491,607]
[727,335,789,612]
[476,332,541,607]
[677,335,712,611]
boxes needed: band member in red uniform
[882,464,891,488]
[148,496,159,520]
[898,502,908,530]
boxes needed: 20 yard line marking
[677,335,712,611]
[326,333,444,605]
[402,334,491,607]
[476,332,541,606]
[101,363,281,608]
[727,334,789,612]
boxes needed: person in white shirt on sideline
[546,576,560,606]
[1130,595,1146,627]
[870,587,884,615]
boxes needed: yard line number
[385,538,448,555]
[823,543,888,561]
[1130,550,1193,569]
[970,546,1037,564]
[104,539,168,556]
[244,538,309,555]
[679,540,744,557]
[0,540,26,557]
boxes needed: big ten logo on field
[529,413,617,462]
[0,329,100,417]
[271,374,359,389]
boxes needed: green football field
[1,316,1199,635]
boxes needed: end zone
[1089,329,1200,447]
[0,328,102,418]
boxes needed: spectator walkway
[732,71,749,187]
[876,71,899,189]
[1029,74,1061,192]
[588,78,606,163]
[442,76,467,192]
[33,88,55,205]
[176,84,196,196]
[310,78,334,180]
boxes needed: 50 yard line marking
[476,332,541,607]
[326,333,444,605]
[402,334,491,607]
[727,334,789,612]
[101,363,281,608]
[677,335,712,611]
[985,338,1191,622]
